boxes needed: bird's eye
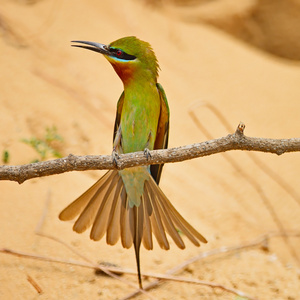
[109,47,136,60]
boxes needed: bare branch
[1,123,300,184]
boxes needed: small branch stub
[236,121,245,135]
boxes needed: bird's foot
[112,149,120,165]
[143,148,151,160]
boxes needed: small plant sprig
[2,150,10,164]
[22,126,64,162]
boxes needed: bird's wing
[113,91,125,144]
[150,83,170,185]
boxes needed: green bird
[59,36,207,288]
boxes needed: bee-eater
[59,36,207,288]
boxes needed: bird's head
[72,36,159,85]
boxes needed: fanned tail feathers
[59,170,207,288]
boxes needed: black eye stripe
[109,47,136,61]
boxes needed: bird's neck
[123,76,157,93]
[111,63,157,87]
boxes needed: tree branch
[1,123,300,184]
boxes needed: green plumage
[59,36,207,289]
[109,36,159,79]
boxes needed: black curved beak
[71,40,110,55]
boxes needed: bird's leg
[143,132,152,160]
[143,148,151,160]
[112,126,122,165]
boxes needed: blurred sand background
[1,0,300,299]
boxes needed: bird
[59,36,207,289]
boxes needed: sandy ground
[1,0,300,299]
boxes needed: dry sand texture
[1,0,300,299]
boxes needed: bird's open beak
[71,40,110,55]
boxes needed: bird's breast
[120,86,160,154]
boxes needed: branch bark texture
[1,124,299,184]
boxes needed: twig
[189,103,300,263]
[33,190,156,299]
[191,102,300,206]
[1,123,300,184]
[0,13,27,48]
[119,231,300,300]
[123,274,257,300]
[35,230,254,300]
[27,274,43,294]
[0,247,255,300]
[35,190,51,234]
[2,232,298,299]
[165,231,300,274]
